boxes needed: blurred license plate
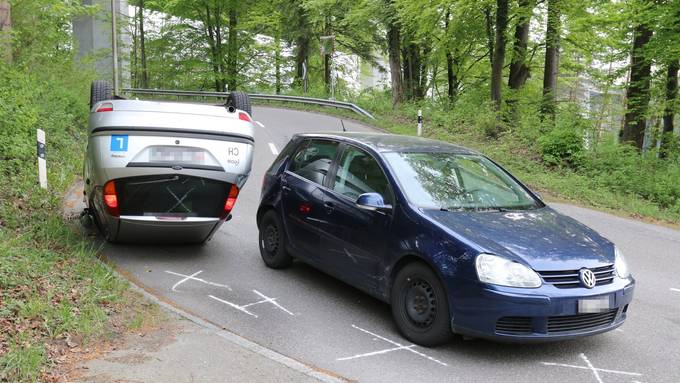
[150,147,205,164]
[578,296,611,313]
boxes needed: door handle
[281,185,292,193]
[324,202,335,214]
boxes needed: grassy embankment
[0,66,159,382]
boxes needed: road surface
[103,106,680,383]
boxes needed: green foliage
[538,109,589,167]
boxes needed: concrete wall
[73,0,128,85]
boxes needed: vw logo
[579,269,597,289]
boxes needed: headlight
[614,247,630,278]
[475,253,542,288]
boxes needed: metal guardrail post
[121,88,375,120]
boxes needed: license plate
[578,296,611,313]
[150,146,206,164]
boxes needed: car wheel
[90,80,113,109]
[227,91,252,117]
[391,262,452,346]
[258,210,292,269]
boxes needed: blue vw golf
[256,133,634,346]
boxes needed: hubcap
[263,224,279,253]
[404,278,437,328]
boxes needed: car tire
[391,262,453,347]
[227,91,252,117]
[89,199,117,243]
[90,80,113,109]
[258,210,292,269]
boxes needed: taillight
[96,102,114,112]
[222,184,240,218]
[103,180,120,217]
[238,112,252,122]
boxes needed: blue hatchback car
[256,133,634,346]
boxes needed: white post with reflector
[417,109,423,137]
[37,129,47,189]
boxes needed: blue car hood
[421,207,614,270]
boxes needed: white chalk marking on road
[336,325,447,367]
[268,142,279,155]
[541,352,643,381]
[255,121,265,128]
[209,294,258,318]
[671,288,680,293]
[165,270,232,291]
[252,290,295,316]
[614,328,624,333]
[209,290,295,318]
[580,353,604,383]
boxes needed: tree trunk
[0,0,11,64]
[387,18,404,105]
[138,0,148,88]
[508,0,534,89]
[621,24,653,149]
[274,30,282,94]
[541,0,561,121]
[323,17,332,95]
[226,6,238,91]
[446,51,459,102]
[484,7,494,66]
[660,60,679,156]
[204,7,223,92]
[491,0,508,111]
[663,61,679,135]
[293,5,309,90]
[402,42,423,100]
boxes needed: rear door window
[288,139,339,185]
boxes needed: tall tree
[385,0,404,105]
[621,24,653,149]
[0,0,10,63]
[490,0,508,111]
[226,2,238,90]
[661,61,678,143]
[508,0,534,89]
[541,0,561,121]
[137,0,148,88]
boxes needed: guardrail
[122,88,375,120]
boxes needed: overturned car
[83,81,254,244]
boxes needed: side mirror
[356,193,392,212]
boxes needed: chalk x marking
[671,288,680,293]
[541,352,642,382]
[165,270,232,292]
[210,290,296,319]
[255,121,265,128]
[268,142,279,155]
[336,325,447,367]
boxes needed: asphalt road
[103,106,680,383]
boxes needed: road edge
[100,262,350,383]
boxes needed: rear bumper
[449,278,635,342]
[108,215,223,244]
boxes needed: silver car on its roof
[84,95,255,244]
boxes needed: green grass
[0,64,159,382]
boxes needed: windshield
[383,152,541,211]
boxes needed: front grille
[496,316,533,334]
[547,309,618,333]
[537,265,615,288]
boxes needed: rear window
[117,175,228,217]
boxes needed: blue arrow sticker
[110,135,128,152]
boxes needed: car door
[281,139,340,261]
[319,144,394,292]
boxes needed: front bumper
[449,277,635,342]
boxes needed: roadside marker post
[37,129,47,189]
[417,109,423,136]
